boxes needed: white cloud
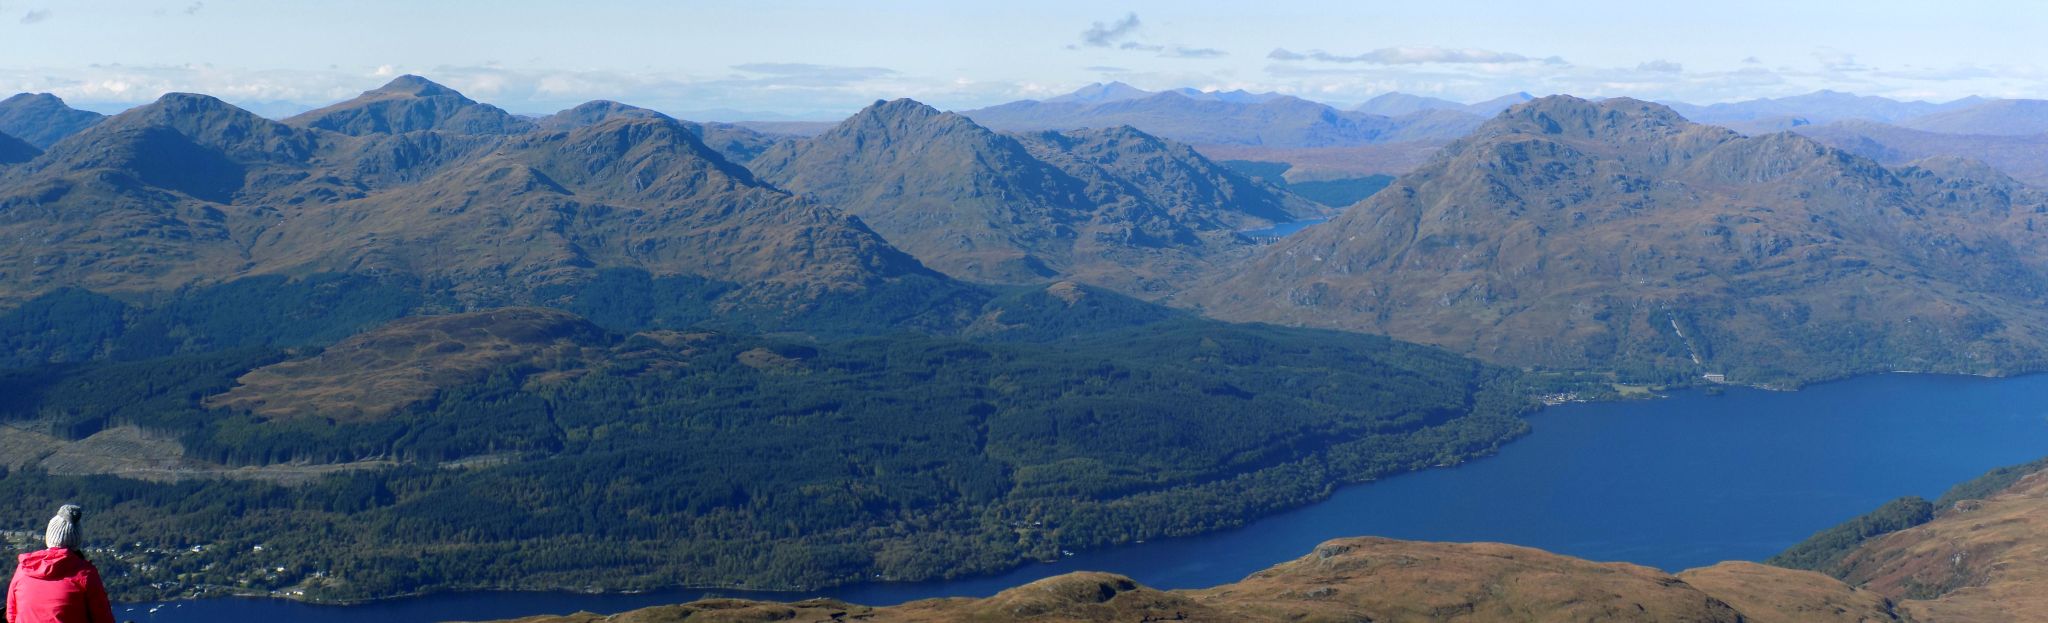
[1269,46,1560,65]
[1080,13,1141,47]
[1637,60,1683,73]
[19,8,49,24]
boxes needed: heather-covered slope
[1193,95,2048,385]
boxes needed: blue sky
[4,0,2044,119]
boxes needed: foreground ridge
[474,458,2048,623]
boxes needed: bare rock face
[1192,95,2048,385]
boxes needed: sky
[3,0,2046,119]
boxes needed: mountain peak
[538,100,670,131]
[1046,82,1152,104]
[286,76,533,136]
[369,74,464,99]
[864,97,944,118]
[0,92,105,149]
[1488,95,1690,139]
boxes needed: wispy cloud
[19,8,49,24]
[1269,46,1561,65]
[1072,13,1226,59]
[1165,47,1227,59]
[1080,13,1141,47]
[1637,60,1683,73]
[184,2,204,15]
[730,63,898,86]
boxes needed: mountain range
[962,87,1487,149]
[750,99,1322,294]
[0,78,942,314]
[1193,95,2048,385]
[1354,91,1536,117]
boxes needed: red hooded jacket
[5,548,116,623]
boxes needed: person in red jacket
[6,505,117,623]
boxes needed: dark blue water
[124,373,2048,622]
[1240,218,1327,239]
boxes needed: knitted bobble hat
[45,504,81,549]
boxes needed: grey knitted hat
[45,504,81,549]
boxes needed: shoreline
[111,368,2048,611]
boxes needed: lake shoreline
[116,370,2048,621]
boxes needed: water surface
[126,373,2048,622]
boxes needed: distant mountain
[1163,87,1288,104]
[1194,95,2048,386]
[0,131,37,164]
[1466,92,1537,116]
[284,75,536,135]
[1900,99,2048,135]
[1796,120,2048,186]
[0,85,937,311]
[538,99,785,163]
[0,93,106,148]
[1356,92,1533,118]
[1666,90,1978,125]
[1354,92,1467,116]
[750,98,1323,294]
[962,91,1486,148]
[1045,81,1153,104]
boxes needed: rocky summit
[1192,95,2048,385]
[750,98,1323,296]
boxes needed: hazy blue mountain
[962,91,1484,147]
[1354,92,1468,116]
[0,93,106,148]
[1045,81,1155,104]
[1900,99,2048,136]
[1465,92,1536,116]
[1666,90,1981,125]
[1796,119,2048,186]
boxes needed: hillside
[0,77,943,316]
[0,93,105,149]
[466,457,2048,623]
[1193,95,2048,385]
[1900,98,2048,135]
[0,296,1531,602]
[0,131,36,164]
[1795,120,2048,186]
[750,99,1322,295]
